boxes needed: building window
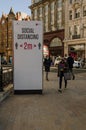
[34,0,39,3]
[72,25,80,39]
[51,13,54,24]
[69,0,72,4]
[50,2,54,26]
[74,25,80,35]
[44,4,48,14]
[57,11,62,21]
[69,10,72,20]
[83,6,86,16]
[51,2,54,11]
[45,15,48,23]
[57,0,62,8]
[83,24,86,38]
[50,37,62,47]
[39,7,42,15]
[57,22,62,29]
[69,26,72,39]
[75,8,80,18]
[34,9,37,19]
[74,25,77,35]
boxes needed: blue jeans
[59,71,67,89]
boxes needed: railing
[0,65,13,92]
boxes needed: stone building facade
[29,0,65,57]
[0,8,31,63]
[64,0,86,60]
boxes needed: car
[54,57,62,67]
[73,60,81,68]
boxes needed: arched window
[50,37,62,47]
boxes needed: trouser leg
[46,72,48,80]
[70,68,75,79]
[59,75,62,89]
[64,79,67,88]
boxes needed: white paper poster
[13,21,43,94]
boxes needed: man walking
[67,53,75,80]
[44,55,52,81]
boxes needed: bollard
[0,67,3,91]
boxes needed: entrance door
[49,37,63,57]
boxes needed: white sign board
[13,21,43,94]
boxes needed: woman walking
[58,58,68,92]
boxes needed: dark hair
[69,53,71,56]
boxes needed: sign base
[14,90,42,94]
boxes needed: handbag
[64,71,71,80]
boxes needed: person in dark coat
[58,58,68,92]
[44,55,52,81]
[67,53,75,80]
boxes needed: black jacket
[67,56,74,68]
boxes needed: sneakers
[73,75,75,80]
[65,85,67,88]
[58,89,62,93]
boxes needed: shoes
[46,78,49,81]
[58,89,62,93]
[65,85,67,88]
[73,75,75,80]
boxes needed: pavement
[0,70,86,130]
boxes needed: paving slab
[0,71,86,130]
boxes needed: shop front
[68,44,85,60]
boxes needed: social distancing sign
[13,21,43,94]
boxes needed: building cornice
[64,38,86,43]
[29,0,52,9]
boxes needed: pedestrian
[67,53,75,80]
[58,58,68,92]
[44,55,52,81]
